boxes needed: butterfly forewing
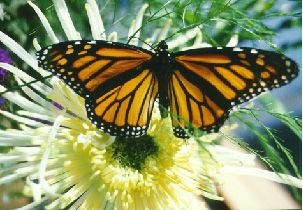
[170,47,299,138]
[36,40,157,137]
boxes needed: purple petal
[52,101,63,110]
[0,97,5,107]
[0,48,12,83]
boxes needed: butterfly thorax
[153,41,171,118]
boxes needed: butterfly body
[36,40,298,138]
[151,41,172,118]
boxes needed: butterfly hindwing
[37,40,157,137]
[170,47,299,138]
[86,69,158,137]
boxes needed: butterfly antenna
[137,37,155,50]
[0,75,53,96]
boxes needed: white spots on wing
[217,47,223,49]
[232,47,243,52]
[285,60,291,67]
[250,49,258,54]
[260,81,266,87]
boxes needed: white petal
[0,62,51,93]
[26,177,42,201]
[142,38,151,49]
[68,190,90,210]
[17,110,55,123]
[0,153,40,163]
[52,0,81,40]
[0,110,45,127]
[0,129,35,138]
[0,32,49,77]
[193,30,203,45]
[145,29,161,46]
[167,27,200,49]
[128,4,149,45]
[127,20,136,44]
[15,77,60,113]
[225,34,238,47]
[85,0,106,40]
[181,30,211,50]
[14,146,42,154]
[0,31,37,70]
[108,32,118,42]
[157,19,172,42]
[0,135,42,146]
[33,38,42,51]
[221,166,302,188]
[39,114,64,198]
[28,1,59,43]
[0,163,38,185]
[0,86,49,115]
[207,145,256,166]
[49,79,87,120]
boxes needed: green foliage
[234,108,300,176]
[231,107,302,201]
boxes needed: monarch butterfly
[36,40,299,138]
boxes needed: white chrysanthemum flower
[0,0,301,209]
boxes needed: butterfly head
[156,40,168,52]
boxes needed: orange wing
[169,47,299,138]
[87,69,158,137]
[36,40,157,137]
